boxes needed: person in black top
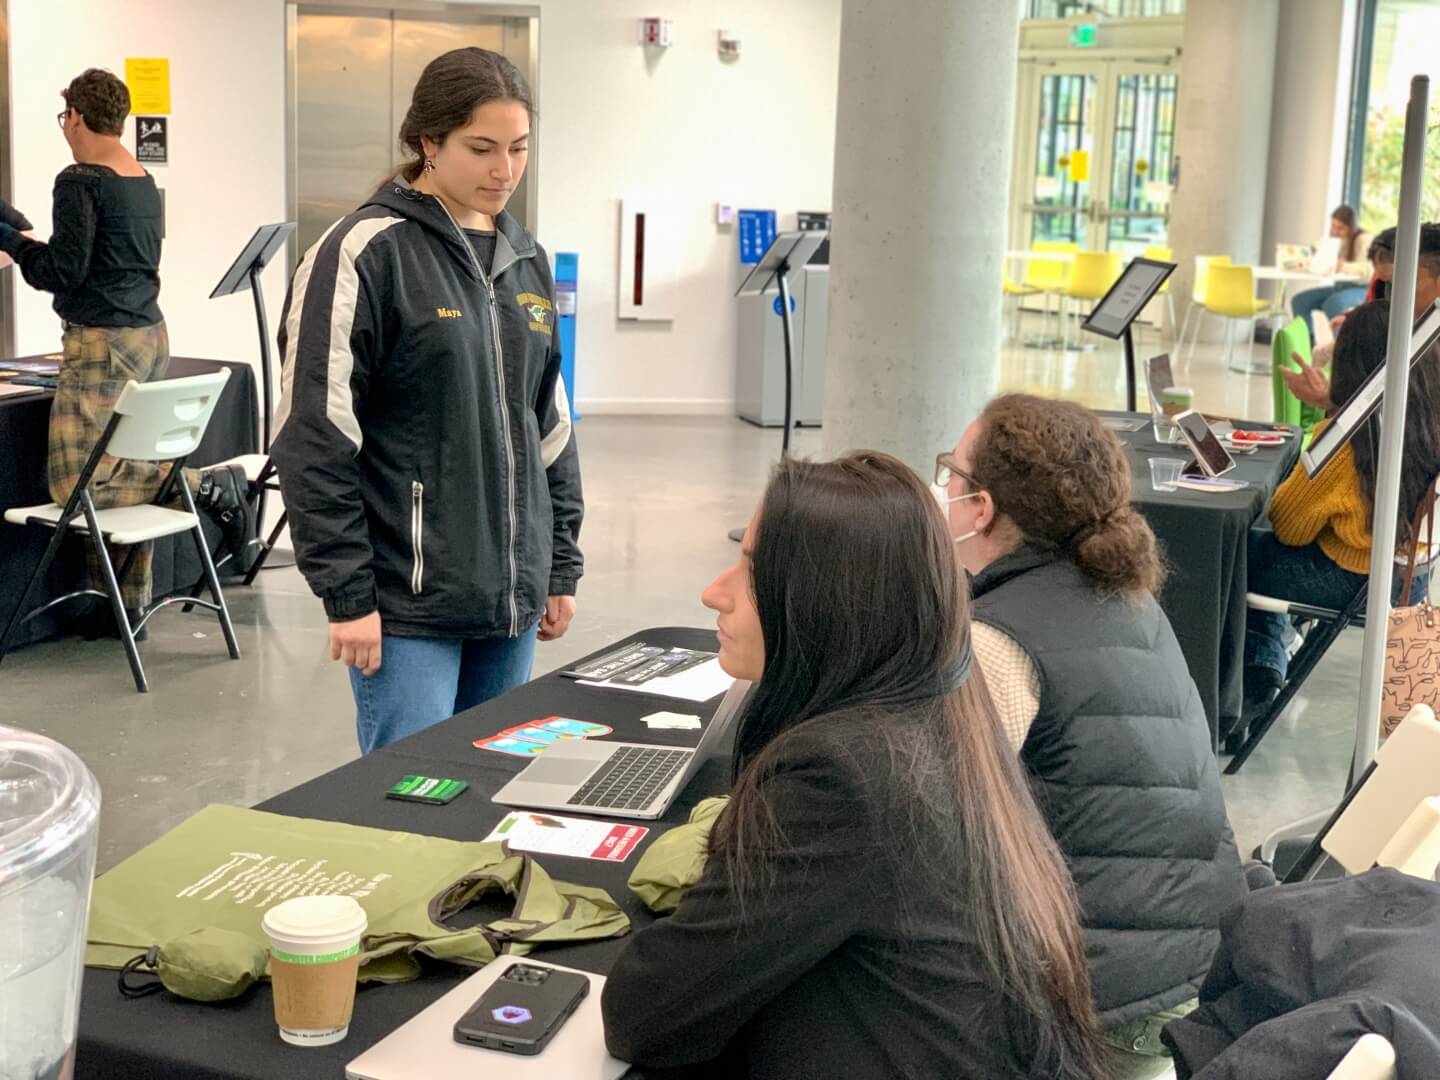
[0,68,250,636]
[601,452,1107,1080]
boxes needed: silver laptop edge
[493,679,752,819]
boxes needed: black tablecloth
[1108,413,1301,744]
[0,356,258,647]
[76,627,724,1080]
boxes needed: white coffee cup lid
[262,895,367,942]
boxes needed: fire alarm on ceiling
[639,17,673,48]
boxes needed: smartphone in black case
[453,963,590,1056]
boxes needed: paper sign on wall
[125,58,171,115]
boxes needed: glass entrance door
[1101,66,1178,255]
[1012,56,1179,254]
[1029,68,1099,246]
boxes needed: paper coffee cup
[1161,385,1194,417]
[262,895,367,1048]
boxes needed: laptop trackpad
[524,756,601,786]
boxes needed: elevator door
[289,5,537,259]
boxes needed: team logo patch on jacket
[516,293,554,336]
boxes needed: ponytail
[1070,506,1166,595]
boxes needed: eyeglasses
[56,109,69,130]
[934,451,978,491]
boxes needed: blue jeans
[1290,284,1369,341]
[348,627,538,753]
[1245,529,1426,682]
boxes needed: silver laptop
[492,679,751,820]
[345,956,627,1080]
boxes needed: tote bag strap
[1400,487,1439,607]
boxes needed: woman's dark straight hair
[396,48,532,183]
[710,452,1107,1080]
[1328,300,1440,542]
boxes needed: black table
[1108,413,1301,744]
[0,355,258,647]
[76,627,724,1080]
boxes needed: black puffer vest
[972,546,1245,1025]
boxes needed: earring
[422,157,435,174]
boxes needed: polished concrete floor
[1,319,1361,873]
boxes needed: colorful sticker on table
[537,717,613,737]
[474,735,550,757]
[508,725,569,745]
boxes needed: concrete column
[1168,0,1280,313]
[821,0,1020,474]
[1262,0,1357,259]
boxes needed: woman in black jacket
[273,49,582,753]
[602,453,1107,1080]
[938,394,1246,1079]
[0,69,251,636]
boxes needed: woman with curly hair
[936,394,1245,1079]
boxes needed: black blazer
[601,705,1047,1080]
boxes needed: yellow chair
[1005,241,1077,342]
[1202,264,1282,373]
[1060,250,1123,350]
[1179,254,1232,363]
[1144,244,1177,341]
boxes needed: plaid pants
[48,322,198,609]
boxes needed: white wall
[523,0,842,414]
[7,1,289,388]
[6,1,841,418]
[1261,0,1356,261]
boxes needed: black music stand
[728,230,829,541]
[211,223,296,452]
[1081,256,1176,412]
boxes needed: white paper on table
[643,711,702,730]
[579,657,733,703]
[484,811,650,862]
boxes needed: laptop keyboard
[567,746,692,811]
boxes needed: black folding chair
[1225,586,1370,773]
[0,371,241,692]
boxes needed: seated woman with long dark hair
[601,452,1107,1080]
[1245,300,1440,720]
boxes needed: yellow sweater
[1269,435,1373,573]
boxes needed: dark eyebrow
[463,134,530,145]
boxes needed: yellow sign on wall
[124,58,171,115]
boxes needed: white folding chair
[1329,1034,1397,1080]
[1262,704,1440,874]
[0,371,240,692]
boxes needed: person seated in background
[936,395,1245,1080]
[1304,226,1396,380]
[1284,222,1440,411]
[602,452,1108,1080]
[1364,226,1396,303]
[1289,205,1373,341]
[1244,301,1440,723]
[0,68,252,637]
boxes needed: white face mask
[931,483,981,545]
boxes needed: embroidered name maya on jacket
[436,307,463,319]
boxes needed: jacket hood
[364,175,537,281]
